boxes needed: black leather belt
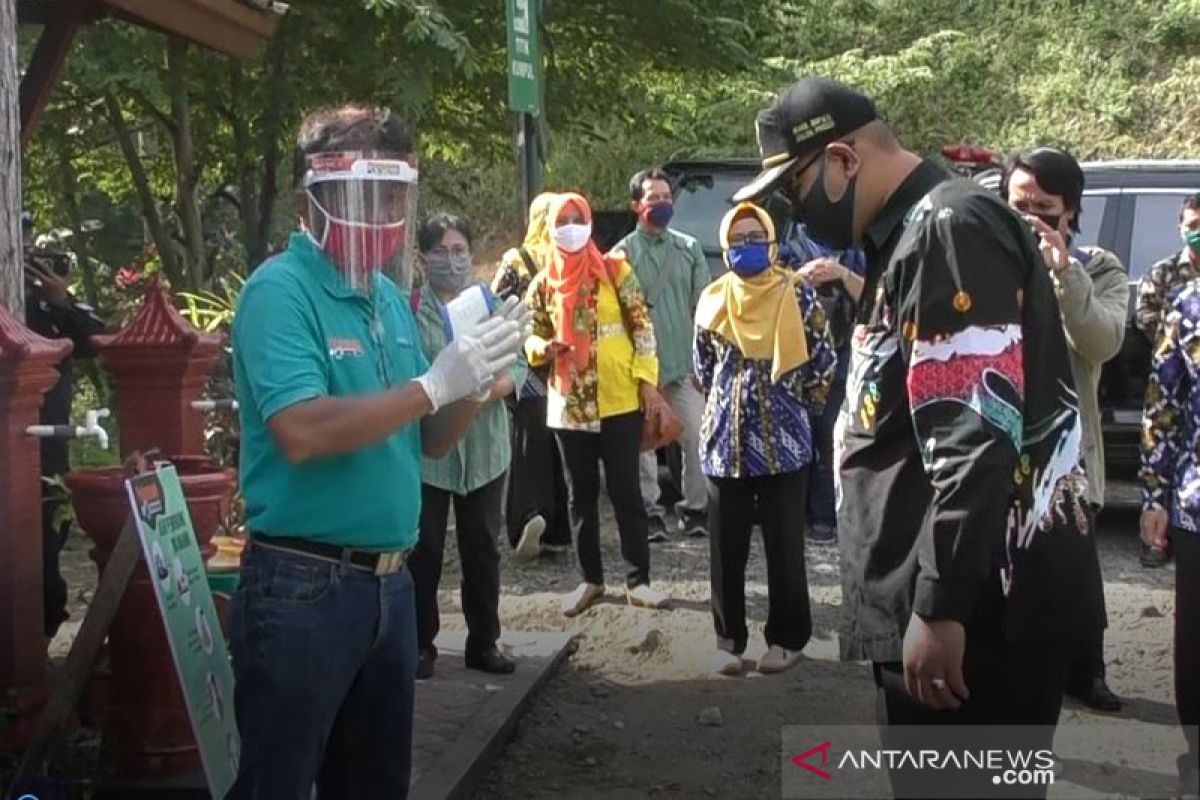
[249,534,409,576]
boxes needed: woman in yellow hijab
[491,192,572,561]
[694,201,836,676]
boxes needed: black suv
[659,157,1200,480]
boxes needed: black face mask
[793,157,856,251]
[1033,211,1062,232]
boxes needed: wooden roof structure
[17,0,286,147]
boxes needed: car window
[1129,192,1191,280]
[671,172,747,253]
[1076,194,1106,249]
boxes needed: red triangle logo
[791,741,833,780]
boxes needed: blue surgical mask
[726,242,770,276]
[643,201,674,228]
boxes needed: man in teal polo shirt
[227,105,525,800]
[615,167,711,540]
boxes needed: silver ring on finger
[929,676,947,691]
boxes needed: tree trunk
[167,38,205,291]
[53,134,99,309]
[102,91,185,289]
[227,63,262,269]
[0,0,23,318]
[254,31,287,270]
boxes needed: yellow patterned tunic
[524,257,658,432]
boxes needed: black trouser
[409,476,504,657]
[1067,635,1107,689]
[42,485,69,637]
[507,394,571,548]
[873,584,1073,799]
[1175,529,1200,789]
[1067,502,1108,691]
[555,412,650,588]
[708,470,812,654]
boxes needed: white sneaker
[561,582,605,617]
[514,514,545,563]
[758,645,803,674]
[625,584,670,610]
[713,650,743,676]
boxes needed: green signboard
[505,0,541,114]
[126,466,239,799]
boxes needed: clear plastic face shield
[302,151,419,292]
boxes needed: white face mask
[553,222,592,253]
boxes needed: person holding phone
[22,210,105,641]
[523,192,669,616]
[1001,147,1128,713]
[791,234,865,545]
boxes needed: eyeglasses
[728,231,772,246]
[789,140,854,201]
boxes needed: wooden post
[10,521,141,789]
[0,0,23,318]
[18,0,92,152]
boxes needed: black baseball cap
[733,76,878,203]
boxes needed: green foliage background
[20,0,1200,294]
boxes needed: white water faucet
[26,407,111,450]
[80,408,111,450]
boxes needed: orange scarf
[546,193,609,393]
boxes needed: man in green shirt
[615,167,711,540]
[229,105,525,800]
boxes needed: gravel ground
[447,480,1177,799]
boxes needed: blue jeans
[227,542,417,800]
[808,347,849,530]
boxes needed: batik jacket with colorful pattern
[694,282,836,478]
[1141,281,1200,535]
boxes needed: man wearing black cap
[735,79,1101,746]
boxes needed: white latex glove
[495,294,534,335]
[416,315,522,412]
[468,296,533,402]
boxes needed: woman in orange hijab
[524,192,668,616]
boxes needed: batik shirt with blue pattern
[694,282,836,478]
[1141,281,1200,535]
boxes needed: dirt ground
[45,480,1179,799]
[432,480,1178,800]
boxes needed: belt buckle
[374,551,401,576]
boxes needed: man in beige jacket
[1003,147,1129,712]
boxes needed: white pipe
[25,407,110,450]
[191,399,239,412]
